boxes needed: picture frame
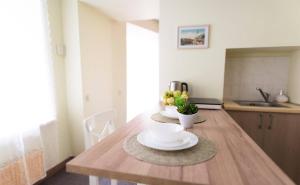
[178,25,209,49]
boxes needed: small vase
[177,112,198,129]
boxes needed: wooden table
[67,110,295,185]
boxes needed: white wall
[41,0,72,169]
[79,3,114,117]
[62,0,85,155]
[111,22,127,127]
[4,0,127,169]
[289,50,300,104]
[48,1,127,157]
[159,0,300,99]
[78,2,127,128]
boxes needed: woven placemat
[123,134,216,166]
[151,112,206,124]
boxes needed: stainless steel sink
[235,100,288,108]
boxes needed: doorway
[126,22,159,121]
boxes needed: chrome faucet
[256,88,270,103]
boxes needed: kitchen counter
[224,100,300,113]
[67,110,295,185]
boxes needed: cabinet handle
[258,113,263,129]
[268,114,273,130]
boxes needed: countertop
[224,100,300,113]
[66,110,295,185]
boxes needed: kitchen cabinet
[228,111,265,148]
[263,113,300,185]
[227,111,300,185]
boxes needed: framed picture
[178,25,209,49]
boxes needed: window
[0,1,55,137]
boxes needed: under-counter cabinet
[227,111,300,185]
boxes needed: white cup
[148,123,184,143]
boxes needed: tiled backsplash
[224,56,290,101]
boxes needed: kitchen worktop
[67,110,295,185]
[224,100,300,113]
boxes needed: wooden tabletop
[224,100,300,114]
[66,110,295,185]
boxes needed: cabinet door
[263,113,300,185]
[227,111,265,148]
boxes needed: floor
[40,169,136,185]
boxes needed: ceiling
[80,0,159,21]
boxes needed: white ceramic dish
[148,123,184,143]
[160,110,178,119]
[164,106,178,118]
[137,130,199,151]
[148,130,190,148]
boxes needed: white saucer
[160,110,178,119]
[137,130,198,151]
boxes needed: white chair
[84,110,117,185]
[84,110,144,185]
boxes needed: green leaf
[176,101,198,115]
[175,96,186,107]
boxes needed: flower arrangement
[162,90,188,106]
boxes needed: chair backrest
[83,110,116,149]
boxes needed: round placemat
[151,112,206,124]
[123,134,216,166]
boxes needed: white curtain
[0,0,55,184]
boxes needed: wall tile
[224,56,290,101]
